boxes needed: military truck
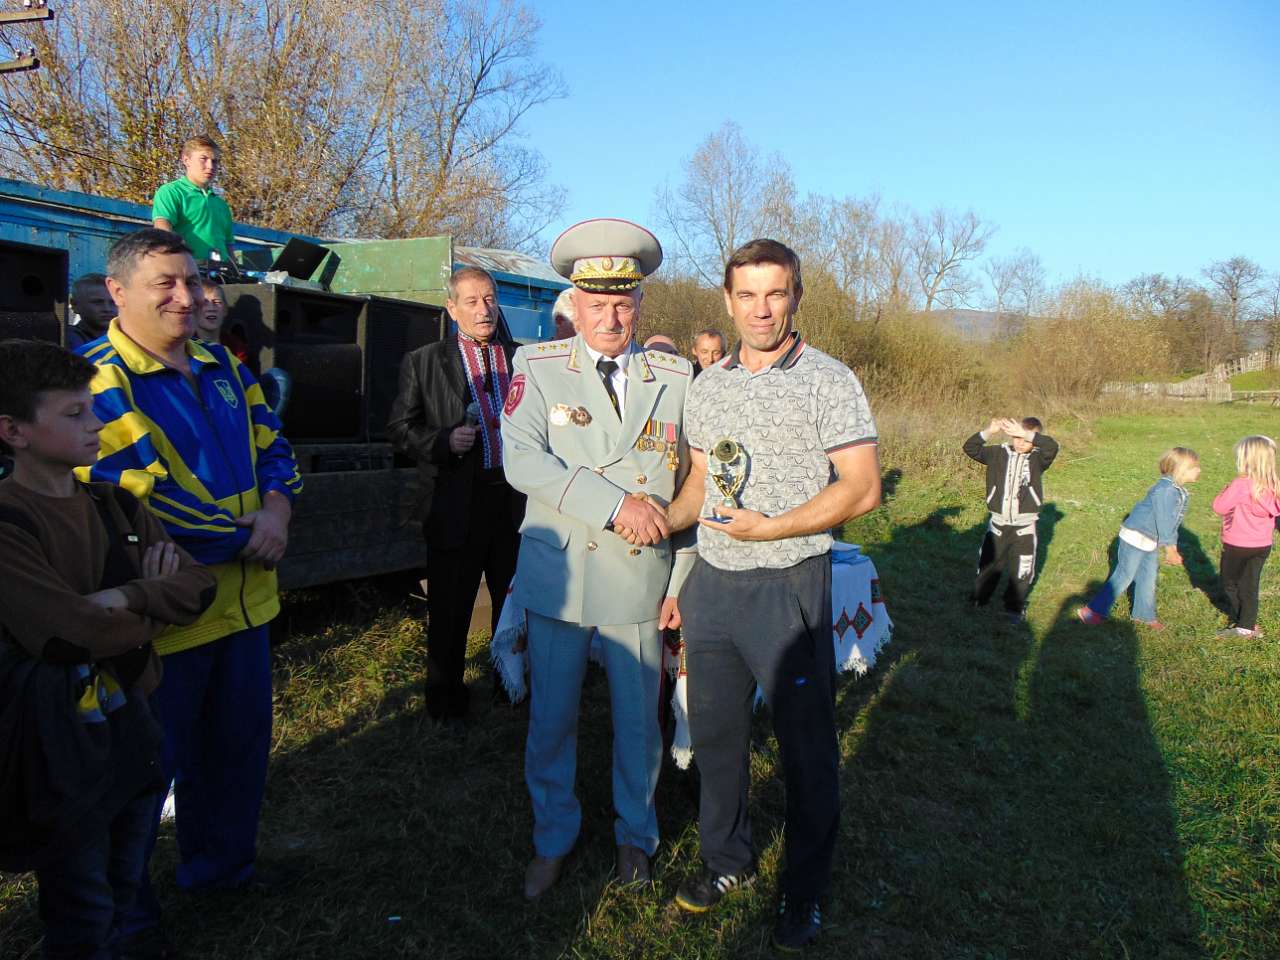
[0,177,565,588]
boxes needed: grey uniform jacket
[501,336,694,626]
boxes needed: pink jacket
[1213,476,1280,548]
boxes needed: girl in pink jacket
[1213,435,1280,638]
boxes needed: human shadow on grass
[831,584,1202,959]
[699,503,1205,960]
[1177,527,1228,616]
[129,532,706,959]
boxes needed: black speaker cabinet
[0,241,67,344]
[222,284,367,441]
[364,296,446,440]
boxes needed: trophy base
[702,514,734,524]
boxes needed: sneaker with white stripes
[673,865,755,913]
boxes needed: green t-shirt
[151,176,235,261]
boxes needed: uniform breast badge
[570,406,592,426]
[549,404,572,427]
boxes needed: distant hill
[926,308,1007,341]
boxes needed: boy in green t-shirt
[152,135,236,264]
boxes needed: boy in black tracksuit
[963,416,1059,620]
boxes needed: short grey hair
[552,287,576,322]
[448,266,496,300]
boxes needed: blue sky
[524,1,1277,292]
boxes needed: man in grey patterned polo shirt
[664,238,880,951]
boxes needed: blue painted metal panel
[0,176,305,289]
[1,177,569,343]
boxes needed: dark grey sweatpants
[680,552,838,900]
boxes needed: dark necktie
[596,357,621,418]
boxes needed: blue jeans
[1088,540,1159,622]
[123,625,273,935]
[35,788,157,960]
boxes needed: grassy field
[4,404,1280,959]
[1229,370,1280,392]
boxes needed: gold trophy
[708,438,748,520]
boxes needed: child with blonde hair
[1079,447,1201,630]
[1212,435,1280,638]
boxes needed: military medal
[664,422,679,471]
[570,406,592,426]
[549,404,571,427]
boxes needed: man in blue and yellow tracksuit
[77,229,303,946]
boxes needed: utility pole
[0,1,53,74]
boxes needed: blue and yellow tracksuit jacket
[77,320,304,655]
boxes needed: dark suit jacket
[386,336,524,549]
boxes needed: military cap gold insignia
[550,218,663,292]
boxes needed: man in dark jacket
[387,267,524,721]
[962,416,1059,621]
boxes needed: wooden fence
[1103,349,1279,403]
[1103,381,1233,402]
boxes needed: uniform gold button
[593,467,605,475]
[628,548,641,556]
[587,541,598,551]
[634,474,647,485]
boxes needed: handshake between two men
[610,490,672,547]
[610,491,684,629]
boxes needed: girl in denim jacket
[1079,447,1200,630]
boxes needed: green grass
[4,404,1280,958]
[1229,370,1280,392]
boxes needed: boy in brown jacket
[0,339,215,960]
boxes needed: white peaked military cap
[550,218,663,293]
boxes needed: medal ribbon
[457,335,511,469]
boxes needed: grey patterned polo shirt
[684,333,877,571]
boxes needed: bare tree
[1264,273,1280,351]
[1204,256,1264,331]
[793,193,885,322]
[0,0,564,246]
[361,0,566,246]
[1120,273,1194,318]
[1009,249,1046,319]
[984,255,1018,334]
[655,121,796,285]
[985,248,1044,337]
[910,207,994,311]
[869,211,915,319]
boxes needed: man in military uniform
[501,218,694,900]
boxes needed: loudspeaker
[0,241,67,344]
[222,284,367,441]
[364,296,446,440]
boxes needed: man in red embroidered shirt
[387,267,524,722]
